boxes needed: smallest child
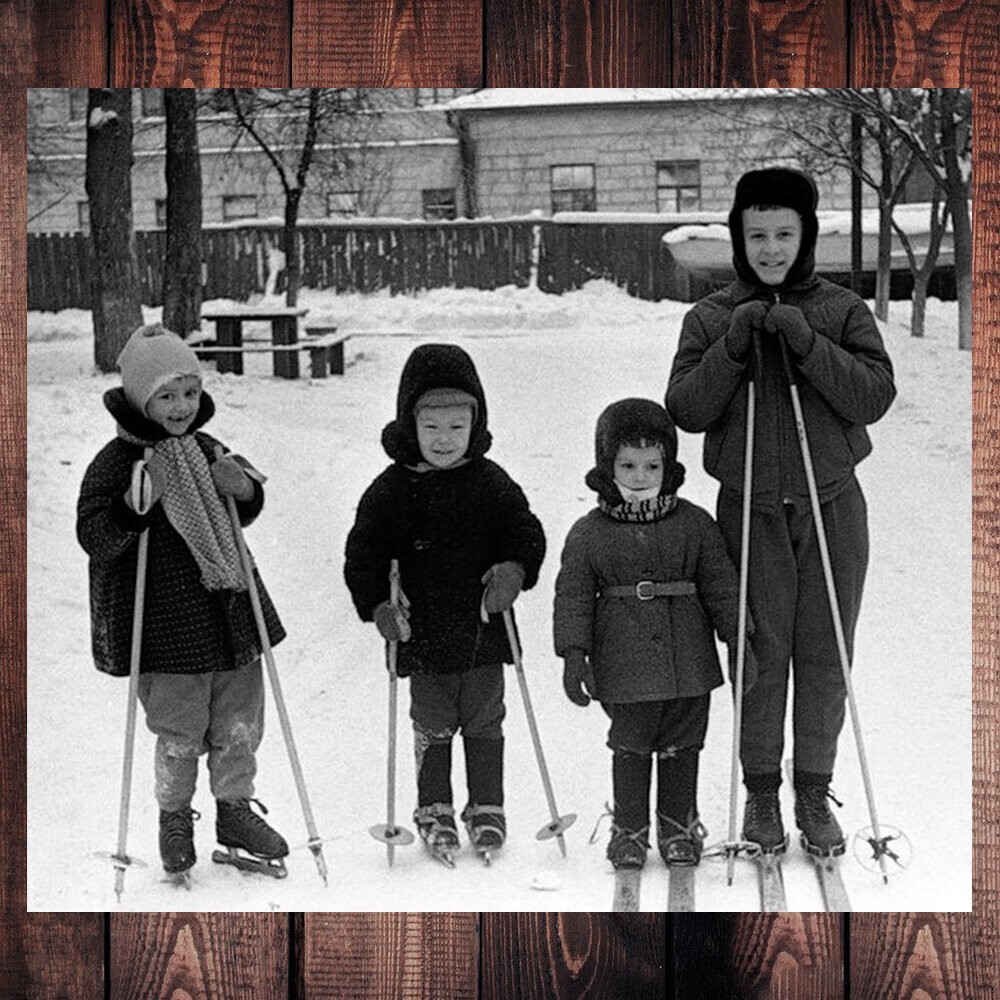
[554,398,747,870]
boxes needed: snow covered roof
[446,88,785,111]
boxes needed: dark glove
[211,456,255,501]
[727,641,758,693]
[562,650,596,707]
[481,561,525,615]
[373,600,411,643]
[725,301,768,361]
[765,303,815,358]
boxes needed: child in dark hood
[553,398,745,871]
[77,324,288,881]
[344,343,546,859]
[666,167,896,857]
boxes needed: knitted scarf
[599,493,679,523]
[119,427,247,591]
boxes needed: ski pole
[725,341,758,887]
[215,447,329,885]
[775,334,890,883]
[369,559,415,864]
[501,609,576,856]
[106,449,153,902]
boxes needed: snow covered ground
[27,281,970,912]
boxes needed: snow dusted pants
[138,660,265,811]
[717,477,868,779]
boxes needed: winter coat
[553,499,739,703]
[344,343,545,677]
[666,275,896,513]
[77,388,285,677]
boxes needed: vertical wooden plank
[110,0,289,86]
[301,913,478,999]
[22,915,105,999]
[0,7,29,993]
[671,0,847,86]
[109,913,287,1000]
[291,1,482,87]
[481,913,667,1000]
[850,914,980,1000]
[485,0,671,86]
[31,0,108,85]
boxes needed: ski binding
[212,846,288,879]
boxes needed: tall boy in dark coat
[666,167,896,856]
[344,343,546,858]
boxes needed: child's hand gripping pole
[102,449,154,902]
[501,609,576,856]
[213,446,329,886]
[369,558,416,864]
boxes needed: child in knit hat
[344,343,546,862]
[666,167,896,858]
[77,323,289,882]
[554,398,747,871]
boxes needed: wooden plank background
[3,1,994,997]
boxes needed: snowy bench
[194,331,345,380]
[200,305,308,378]
[302,324,354,375]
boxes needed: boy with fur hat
[666,167,896,858]
[554,398,745,871]
[344,343,546,861]
[77,323,289,881]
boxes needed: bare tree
[162,89,203,336]
[85,88,143,372]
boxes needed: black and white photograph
[26,87,970,912]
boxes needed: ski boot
[742,787,789,855]
[212,798,289,878]
[461,804,506,864]
[414,803,460,867]
[793,773,846,857]
[657,811,708,867]
[159,806,200,887]
[607,824,650,870]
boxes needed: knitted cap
[413,387,478,414]
[118,323,202,414]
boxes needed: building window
[656,161,701,213]
[326,191,360,217]
[155,198,167,228]
[222,195,258,221]
[551,164,596,213]
[69,89,88,122]
[140,89,165,119]
[422,188,457,220]
[77,200,90,234]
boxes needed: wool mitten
[481,561,525,614]
[724,301,768,361]
[562,649,596,707]
[373,600,411,643]
[765,303,815,357]
[211,456,255,501]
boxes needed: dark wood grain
[485,0,670,86]
[481,913,666,1000]
[110,0,289,86]
[109,913,287,1000]
[675,915,843,1000]
[31,0,108,85]
[852,0,1000,87]
[292,1,482,87]
[849,914,978,999]
[301,913,478,999]
[22,915,105,999]
[672,0,847,86]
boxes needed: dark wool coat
[553,499,740,703]
[77,389,285,677]
[344,343,546,677]
[666,169,896,513]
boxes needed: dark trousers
[717,477,869,777]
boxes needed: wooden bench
[194,332,346,379]
[303,325,353,375]
[201,306,308,378]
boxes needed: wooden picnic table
[201,305,309,378]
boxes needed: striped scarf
[598,493,679,523]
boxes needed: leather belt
[600,580,696,601]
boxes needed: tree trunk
[85,89,143,372]
[162,89,203,337]
[910,273,928,338]
[940,89,972,351]
[875,201,893,320]
[283,191,301,306]
[449,111,478,218]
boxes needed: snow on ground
[27,282,970,912]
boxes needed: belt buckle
[635,580,655,601]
